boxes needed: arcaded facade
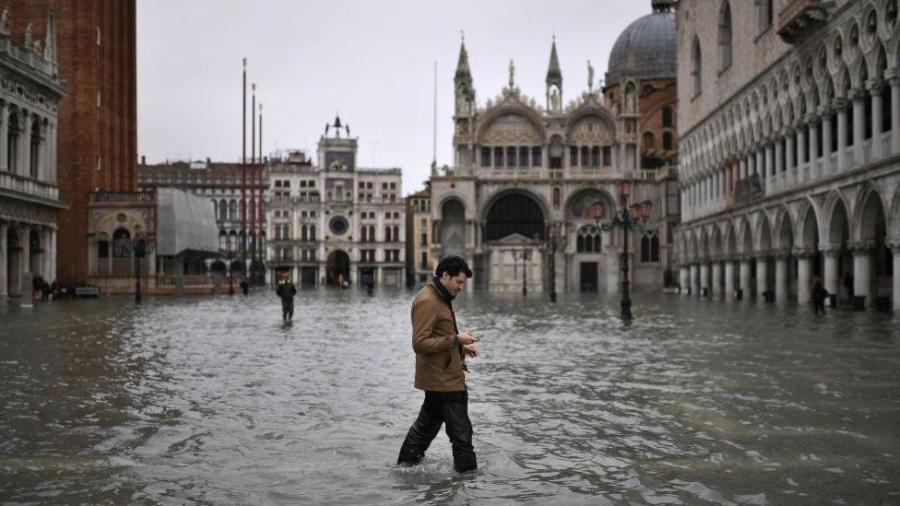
[675,0,900,310]
[0,7,65,297]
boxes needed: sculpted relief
[480,113,542,145]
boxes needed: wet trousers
[281,298,294,320]
[397,390,476,472]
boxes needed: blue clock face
[329,216,349,235]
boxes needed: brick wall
[2,0,137,283]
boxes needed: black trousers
[281,298,294,319]
[398,390,476,472]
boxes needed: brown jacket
[411,281,466,392]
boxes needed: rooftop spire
[546,36,562,86]
[454,34,472,84]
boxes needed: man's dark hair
[435,255,472,278]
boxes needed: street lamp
[515,249,531,296]
[133,230,147,305]
[227,237,235,295]
[536,224,568,303]
[590,181,653,320]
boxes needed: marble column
[889,72,900,155]
[836,98,849,171]
[775,253,789,302]
[821,107,833,176]
[851,89,866,164]
[700,262,710,296]
[822,247,840,303]
[739,258,751,299]
[690,264,699,296]
[724,259,735,299]
[797,126,807,183]
[764,143,774,193]
[851,241,874,308]
[756,257,768,301]
[679,266,689,295]
[795,250,812,304]
[785,131,795,178]
[868,79,884,158]
[711,260,722,297]
[21,111,32,177]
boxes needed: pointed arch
[822,189,851,247]
[719,0,733,71]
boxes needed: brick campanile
[3,0,137,284]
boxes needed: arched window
[360,226,367,242]
[281,224,289,240]
[719,1,733,71]
[576,225,602,253]
[301,225,308,241]
[591,147,601,167]
[7,112,20,173]
[229,200,237,221]
[219,199,228,221]
[310,225,317,241]
[393,226,400,242]
[385,226,391,242]
[691,36,702,97]
[30,120,41,179]
[113,229,131,258]
[581,146,589,167]
[663,131,674,150]
[662,107,673,127]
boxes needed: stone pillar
[724,260,735,299]
[797,126,807,177]
[739,258,751,299]
[774,137,784,180]
[775,253,788,302]
[868,79,884,158]
[795,251,812,304]
[49,228,57,283]
[851,241,874,308]
[821,108,833,176]
[701,262,711,296]
[0,101,7,172]
[0,222,7,296]
[21,225,31,286]
[711,260,722,297]
[21,111,32,177]
[890,72,900,155]
[679,266,689,294]
[822,247,840,302]
[785,131,795,177]
[739,158,747,180]
[690,263,699,296]
[756,257,768,300]
[764,143,774,192]
[807,117,817,177]
[836,98,849,171]
[851,89,866,163]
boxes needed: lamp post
[227,238,235,295]
[590,181,653,320]
[133,230,147,305]
[536,224,567,303]
[516,249,531,296]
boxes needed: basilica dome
[605,0,676,87]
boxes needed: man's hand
[457,331,478,345]
[462,344,477,357]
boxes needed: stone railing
[0,172,59,200]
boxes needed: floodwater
[1,288,898,505]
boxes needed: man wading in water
[397,255,479,473]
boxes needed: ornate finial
[243,57,247,68]
[259,103,262,112]
[509,59,515,89]
[460,30,464,43]
[0,9,9,37]
[588,60,595,92]
[252,82,256,92]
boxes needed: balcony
[777,0,832,44]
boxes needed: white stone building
[265,118,406,288]
[0,8,64,298]
[675,0,900,310]
[429,2,680,295]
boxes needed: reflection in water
[1,290,899,505]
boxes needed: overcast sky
[137,0,653,195]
